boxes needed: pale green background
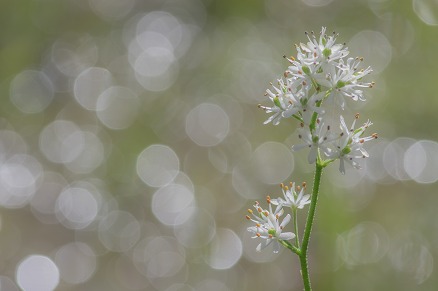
[1,0,438,290]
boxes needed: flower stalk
[300,162,324,291]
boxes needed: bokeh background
[1,0,438,290]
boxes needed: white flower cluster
[246,183,310,253]
[259,27,377,174]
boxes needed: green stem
[292,114,304,123]
[308,101,321,133]
[299,162,324,291]
[280,239,301,255]
[293,207,300,248]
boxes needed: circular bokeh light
[16,255,60,291]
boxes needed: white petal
[307,147,317,164]
[359,148,370,157]
[247,226,258,233]
[279,232,295,240]
[285,189,295,202]
[292,144,310,152]
[280,214,291,228]
[339,115,348,132]
[272,116,282,126]
[282,106,299,118]
[301,194,311,203]
[315,78,332,88]
[274,205,284,216]
[257,239,272,252]
[339,158,346,175]
[269,198,282,205]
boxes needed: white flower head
[258,27,376,171]
[246,198,295,253]
[271,182,311,210]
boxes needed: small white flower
[298,27,349,66]
[259,78,323,125]
[326,114,378,174]
[315,57,374,109]
[259,81,295,125]
[292,119,335,164]
[271,182,311,210]
[284,55,317,89]
[246,198,295,253]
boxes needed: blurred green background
[1,0,438,290]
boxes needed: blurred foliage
[1,0,438,290]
